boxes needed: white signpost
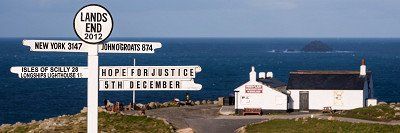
[73,4,111,133]
[10,4,202,133]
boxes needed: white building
[287,59,374,111]
[234,67,288,114]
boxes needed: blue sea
[1,38,400,124]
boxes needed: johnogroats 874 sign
[10,4,202,133]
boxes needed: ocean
[1,37,400,124]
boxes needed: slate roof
[257,78,287,88]
[287,70,371,90]
[257,78,287,93]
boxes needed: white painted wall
[288,90,363,110]
[235,81,287,110]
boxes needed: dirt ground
[145,105,265,133]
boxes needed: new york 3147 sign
[11,4,202,133]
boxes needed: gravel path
[146,105,267,133]
[185,118,264,133]
[145,105,320,133]
[146,105,220,129]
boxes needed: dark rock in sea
[301,40,333,52]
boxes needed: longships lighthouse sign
[10,4,202,133]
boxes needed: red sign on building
[245,85,263,93]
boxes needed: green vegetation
[245,118,400,133]
[333,105,400,122]
[0,112,172,133]
[98,112,172,133]
[2,123,40,133]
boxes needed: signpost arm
[87,44,99,133]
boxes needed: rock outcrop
[302,40,333,52]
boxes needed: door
[299,91,309,111]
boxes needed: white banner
[99,79,202,91]
[23,40,162,53]
[10,66,88,78]
[99,66,201,79]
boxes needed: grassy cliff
[0,112,172,133]
[334,104,400,122]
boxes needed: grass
[333,105,400,122]
[7,124,40,133]
[0,112,172,133]
[245,118,400,133]
[98,112,172,133]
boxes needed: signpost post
[87,44,99,133]
[73,4,113,133]
[10,4,202,133]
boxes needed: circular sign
[74,4,113,44]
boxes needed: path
[145,105,267,133]
[145,105,320,133]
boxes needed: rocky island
[301,40,333,52]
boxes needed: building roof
[257,77,287,93]
[287,70,371,90]
[257,77,287,88]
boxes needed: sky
[0,0,399,38]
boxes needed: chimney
[266,72,273,78]
[360,58,366,76]
[259,72,266,79]
[249,66,256,82]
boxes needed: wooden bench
[243,108,262,116]
[322,106,333,114]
